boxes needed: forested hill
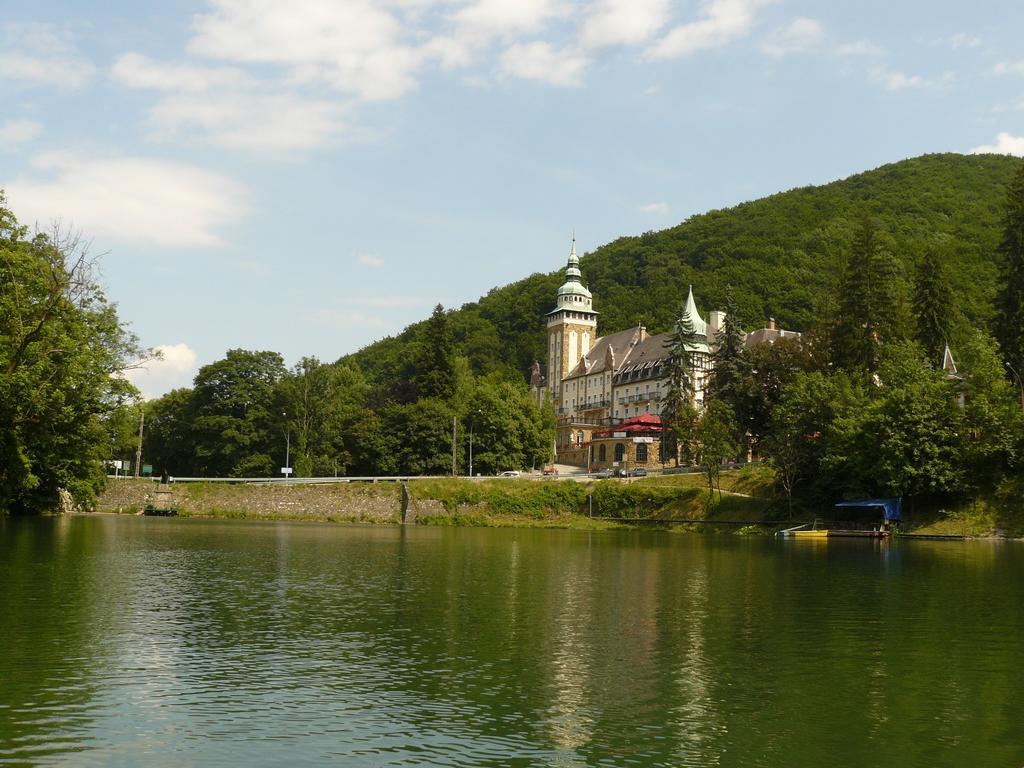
[344,153,1023,385]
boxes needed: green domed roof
[557,279,592,299]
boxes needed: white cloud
[188,0,423,101]
[648,0,774,60]
[870,66,924,91]
[0,119,42,145]
[454,0,569,42]
[969,132,1024,157]
[112,52,254,92]
[760,17,823,57]
[834,39,884,57]
[949,33,981,50]
[357,253,384,268]
[146,91,345,150]
[994,61,1024,76]
[638,201,668,213]
[126,343,199,400]
[580,0,669,49]
[501,41,589,86]
[0,23,95,89]
[113,52,346,150]
[7,152,248,248]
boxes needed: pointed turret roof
[681,285,708,338]
[942,344,958,376]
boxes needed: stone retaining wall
[98,480,401,523]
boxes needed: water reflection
[1,518,1023,767]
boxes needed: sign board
[111,460,123,470]
[143,464,153,476]
[281,467,293,475]
[613,432,627,438]
[632,437,655,444]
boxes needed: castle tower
[547,237,598,409]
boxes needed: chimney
[709,310,726,340]
[768,317,776,331]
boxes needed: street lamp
[282,411,291,479]
[1007,362,1024,413]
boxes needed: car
[498,470,521,478]
[628,468,648,477]
[591,469,611,479]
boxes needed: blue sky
[2,0,1023,397]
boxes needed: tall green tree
[762,371,861,517]
[996,162,1024,377]
[708,285,753,457]
[1,196,142,512]
[660,302,698,465]
[464,375,555,474]
[913,243,957,366]
[414,304,456,401]
[144,388,197,476]
[831,217,904,372]
[697,399,738,504]
[190,349,287,477]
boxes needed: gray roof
[564,326,644,379]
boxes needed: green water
[1,515,1022,767]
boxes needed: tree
[1,196,142,512]
[463,375,555,474]
[913,243,957,366]
[144,388,197,476]
[762,372,855,517]
[955,331,1023,495]
[190,349,287,477]
[996,162,1024,377]
[831,217,905,373]
[414,304,456,401]
[387,398,455,475]
[660,302,698,465]
[697,400,738,504]
[708,285,753,456]
[827,342,964,502]
[746,336,815,442]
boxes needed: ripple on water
[2,518,1024,767]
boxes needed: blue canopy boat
[777,498,901,538]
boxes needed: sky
[2,0,1023,398]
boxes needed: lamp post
[283,411,291,479]
[1007,362,1024,413]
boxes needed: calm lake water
[1,515,1022,767]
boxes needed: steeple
[549,235,595,315]
[565,235,581,281]
[681,285,708,337]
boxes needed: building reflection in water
[542,536,596,766]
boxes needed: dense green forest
[348,153,1020,385]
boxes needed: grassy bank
[96,471,779,532]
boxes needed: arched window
[614,443,625,462]
[599,444,606,461]
[636,443,648,463]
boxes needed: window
[577,431,584,446]
[637,444,648,463]
[599,444,606,461]
[614,443,625,462]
